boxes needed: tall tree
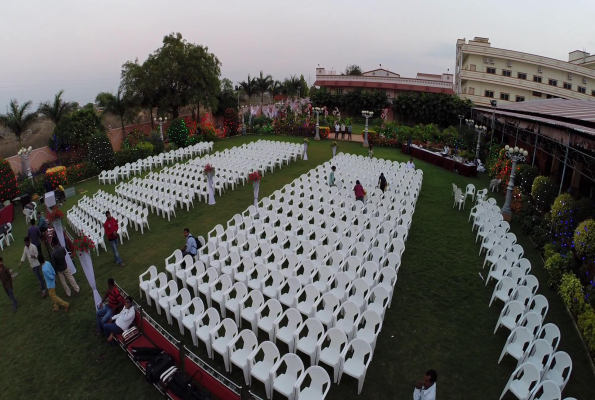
[0,99,37,147]
[345,64,363,75]
[38,90,74,125]
[298,75,309,98]
[221,78,234,93]
[283,75,301,97]
[239,74,257,103]
[270,81,283,101]
[134,32,221,118]
[121,59,159,128]
[95,86,135,131]
[255,71,273,104]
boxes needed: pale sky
[1,0,594,111]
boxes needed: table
[0,204,14,225]
[401,144,477,177]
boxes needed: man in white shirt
[413,369,437,400]
[105,296,136,342]
[406,158,416,170]
[18,236,47,297]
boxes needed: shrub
[558,273,584,315]
[223,108,240,137]
[261,124,273,135]
[134,142,154,160]
[530,217,552,250]
[167,118,190,147]
[114,149,134,167]
[543,243,560,261]
[46,166,68,188]
[18,175,45,198]
[544,253,568,289]
[318,126,330,139]
[551,193,576,245]
[516,165,539,195]
[578,305,595,352]
[361,130,378,142]
[532,176,558,213]
[148,130,165,155]
[49,108,103,151]
[0,159,19,203]
[66,162,100,184]
[574,219,595,261]
[573,198,595,225]
[200,123,219,142]
[122,129,147,149]
[88,134,114,171]
[511,188,523,213]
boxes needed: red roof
[314,80,455,95]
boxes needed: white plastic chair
[182,297,205,345]
[537,324,561,353]
[519,339,553,376]
[313,292,341,329]
[500,362,541,400]
[293,365,331,400]
[228,329,259,385]
[486,259,510,286]
[294,284,321,317]
[157,280,178,322]
[169,288,192,332]
[527,295,549,323]
[210,318,238,372]
[270,353,304,400]
[257,299,284,341]
[148,272,168,311]
[489,277,517,307]
[165,249,184,281]
[316,327,348,383]
[494,301,524,334]
[209,274,232,312]
[338,338,373,395]
[354,309,383,352]
[262,270,285,299]
[224,282,248,324]
[196,307,220,358]
[249,341,280,399]
[139,265,158,304]
[527,380,562,400]
[347,278,370,312]
[294,318,325,365]
[274,308,303,353]
[278,277,303,308]
[542,351,572,393]
[498,326,533,364]
[239,289,264,332]
[519,312,543,337]
[333,301,360,340]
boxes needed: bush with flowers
[46,166,68,188]
[319,126,330,139]
[74,234,95,254]
[0,158,19,203]
[46,208,64,223]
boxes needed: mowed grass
[0,135,593,400]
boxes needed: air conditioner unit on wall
[583,78,587,84]
[538,67,543,73]
[507,61,512,67]
[489,59,495,64]
[484,57,488,64]
[568,74,572,80]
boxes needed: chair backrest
[198,307,220,330]
[527,379,562,400]
[519,312,543,336]
[510,285,532,308]
[276,308,303,331]
[295,366,331,398]
[537,324,561,352]
[508,362,541,394]
[544,351,572,389]
[343,338,372,366]
[272,353,304,381]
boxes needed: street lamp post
[17,146,33,179]
[154,116,167,141]
[501,145,529,221]
[362,110,373,148]
[313,107,323,140]
[458,114,464,127]
[471,121,487,161]
[488,99,498,160]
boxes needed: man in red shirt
[96,278,124,336]
[103,211,125,267]
[354,180,365,202]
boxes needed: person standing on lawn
[104,296,135,342]
[96,278,124,336]
[0,257,17,312]
[334,122,340,139]
[51,235,80,297]
[328,166,336,187]
[40,254,69,312]
[37,211,48,234]
[19,236,47,298]
[413,369,437,400]
[103,211,125,267]
[27,219,43,254]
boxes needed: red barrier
[184,355,240,400]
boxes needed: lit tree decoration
[0,158,19,203]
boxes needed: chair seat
[319,347,340,366]
[347,295,365,309]
[495,291,510,303]
[226,299,239,312]
[544,370,563,386]
[276,327,294,345]
[509,381,531,399]
[212,338,229,355]
[356,329,375,345]
[196,326,211,341]
[241,308,255,322]
[299,387,324,400]
[501,316,517,330]
[278,294,294,307]
[258,317,274,331]
[170,305,182,319]
[248,280,261,291]
[211,292,224,304]
[315,310,333,326]
[235,272,247,283]
[230,348,251,368]
[296,336,317,354]
[252,361,274,381]
[158,298,169,310]
[182,315,198,330]
[186,276,197,289]
[366,303,384,318]
[149,290,159,300]
[342,358,365,378]
[273,374,296,397]
[263,287,277,298]
[297,303,313,316]
[140,282,150,291]
[198,283,210,294]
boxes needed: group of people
[96,278,135,343]
[334,122,353,140]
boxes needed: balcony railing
[315,74,453,89]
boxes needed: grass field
[0,135,593,400]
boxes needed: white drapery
[303,143,308,161]
[52,219,77,274]
[207,173,216,205]
[253,182,260,207]
[332,146,337,158]
[76,251,102,309]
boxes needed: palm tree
[0,99,37,147]
[255,71,273,104]
[270,80,283,101]
[283,75,301,98]
[95,86,135,130]
[238,74,257,104]
[38,90,74,125]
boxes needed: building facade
[455,37,595,107]
[314,67,455,100]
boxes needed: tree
[255,71,273,104]
[121,59,159,128]
[38,90,75,126]
[0,159,19,203]
[167,117,190,147]
[283,75,301,97]
[96,86,135,130]
[299,75,309,98]
[88,133,114,170]
[49,108,103,151]
[223,108,240,137]
[239,74,257,103]
[221,78,234,93]
[132,33,221,118]
[270,81,283,101]
[345,65,363,76]
[0,99,37,147]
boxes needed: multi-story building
[455,37,595,107]
[314,67,454,99]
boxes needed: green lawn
[0,135,593,399]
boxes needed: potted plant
[248,171,262,207]
[331,141,338,157]
[203,164,216,205]
[303,138,309,161]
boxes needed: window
[336,89,343,95]
[487,67,496,74]
[578,86,586,94]
[485,90,494,98]
[549,79,558,86]
[500,93,510,101]
[517,72,527,80]
[533,76,542,83]
[516,96,525,102]
[546,94,554,99]
[563,82,572,90]
[592,90,595,96]
[502,69,511,77]
[532,91,542,97]
[470,64,476,71]
[468,87,475,95]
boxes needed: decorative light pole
[501,145,529,221]
[458,114,464,127]
[154,116,167,141]
[240,105,247,135]
[18,146,33,179]
[313,107,323,140]
[488,99,498,159]
[473,123,487,161]
[362,110,374,148]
